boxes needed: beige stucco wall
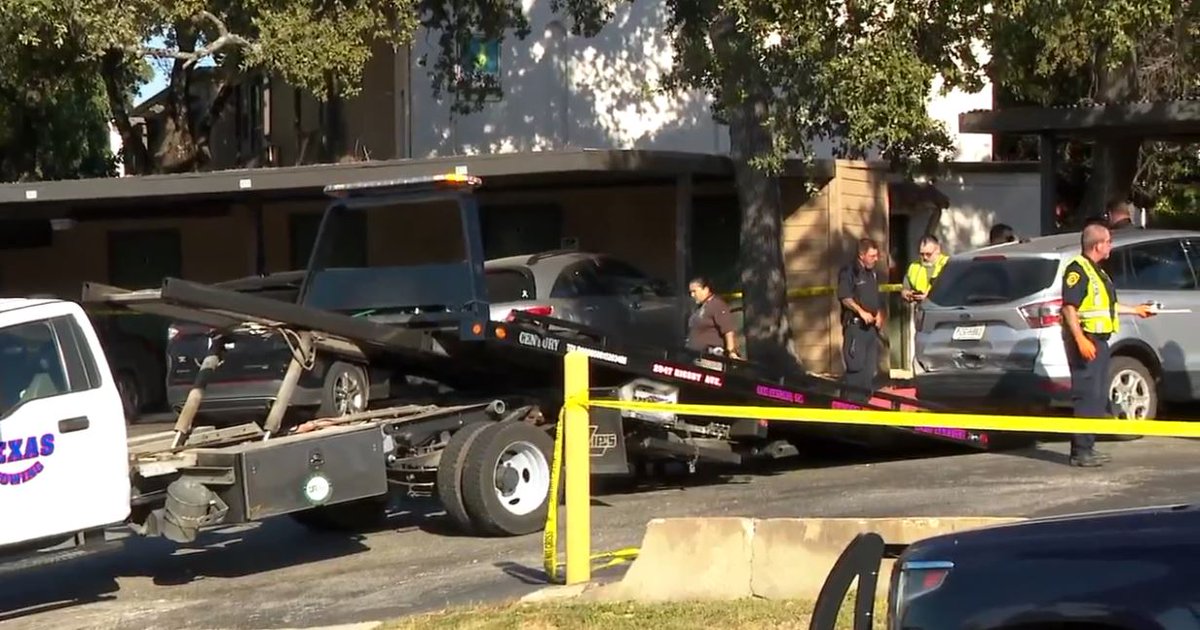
[775,160,890,375]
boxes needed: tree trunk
[728,94,799,374]
[708,14,799,375]
[153,38,204,173]
[1078,53,1142,219]
[100,51,150,175]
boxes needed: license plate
[952,324,985,341]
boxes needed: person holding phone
[901,235,949,303]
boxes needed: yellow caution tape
[543,409,640,584]
[583,398,1200,438]
[722,283,902,301]
[544,391,1183,584]
[543,414,565,581]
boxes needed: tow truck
[1,173,1022,567]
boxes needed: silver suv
[914,228,1200,421]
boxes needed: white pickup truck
[0,298,132,555]
[0,295,541,564]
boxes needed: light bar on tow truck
[323,172,484,197]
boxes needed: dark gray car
[484,250,683,347]
[914,228,1200,422]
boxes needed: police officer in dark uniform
[837,238,883,402]
[685,276,740,358]
[1061,223,1155,467]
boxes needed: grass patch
[384,598,885,629]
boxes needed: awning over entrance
[959,99,1200,234]
[960,100,1200,140]
[0,149,830,208]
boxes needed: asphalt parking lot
[3,430,1199,630]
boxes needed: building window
[481,204,563,259]
[691,195,741,293]
[463,36,501,79]
[459,35,503,103]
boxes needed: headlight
[892,560,953,628]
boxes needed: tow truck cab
[0,298,130,553]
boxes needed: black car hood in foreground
[905,503,1199,558]
[895,503,1200,630]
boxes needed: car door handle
[58,416,90,433]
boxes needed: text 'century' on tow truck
[1,172,1015,571]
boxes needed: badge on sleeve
[1066,271,1081,288]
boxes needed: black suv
[888,504,1198,628]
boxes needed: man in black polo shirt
[1105,200,1137,230]
[837,238,883,402]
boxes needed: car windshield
[926,257,1060,307]
[485,268,537,302]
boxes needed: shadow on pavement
[0,503,452,624]
[494,555,632,588]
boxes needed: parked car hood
[902,503,1200,561]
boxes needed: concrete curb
[527,516,1026,603]
[260,623,383,630]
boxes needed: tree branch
[128,10,255,68]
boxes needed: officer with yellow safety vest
[901,235,949,304]
[1060,223,1156,468]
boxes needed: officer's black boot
[1069,451,1107,467]
[1069,433,1106,467]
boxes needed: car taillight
[505,305,554,321]
[893,560,953,627]
[1019,298,1062,328]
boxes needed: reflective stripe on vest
[905,254,949,294]
[1068,255,1119,334]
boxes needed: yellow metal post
[563,350,591,584]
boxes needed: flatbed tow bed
[69,172,1034,545]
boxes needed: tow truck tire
[435,421,493,534]
[317,362,369,419]
[289,495,390,532]
[461,421,554,537]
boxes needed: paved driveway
[2,435,1198,629]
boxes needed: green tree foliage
[988,0,1200,219]
[0,0,423,174]
[0,1,119,182]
